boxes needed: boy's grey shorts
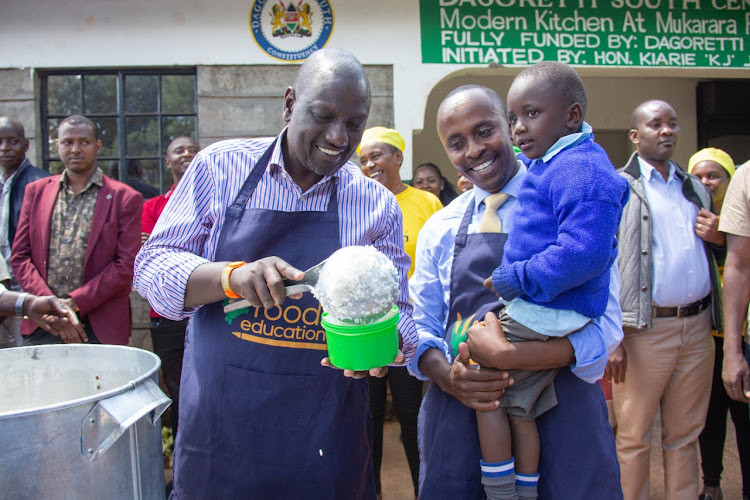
[489,309,560,421]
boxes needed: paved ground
[378,415,744,499]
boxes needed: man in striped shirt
[134,48,416,498]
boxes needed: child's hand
[466,312,507,368]
[483,276,498,296]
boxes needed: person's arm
[474,266,623,383]
[406,211,454,380]
[68,189,143,315]
[370,193,418,364]
[24,295,87,342]
[134,151,220,320]
[722,233,750,402]
[184,258,303,309]
[467,312,576,370]
[0,286,86,341]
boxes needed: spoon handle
[223,284,314,313]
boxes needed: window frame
[40,67,198,194]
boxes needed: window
[41,69,197,197]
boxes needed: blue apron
[417,200,622,499]
[171,139,375,499]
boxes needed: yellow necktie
[478,193,510,233]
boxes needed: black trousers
[149,317,188,439]
[369,365,423,496]
[22,317,99,345]
[699,337,750,495]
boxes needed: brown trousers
[612,307,714,500]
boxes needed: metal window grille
[40,68,198,196]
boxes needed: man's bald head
[439,85,507,119]
[0,117,29,172]
[630,99,674,129]
[0,117,26,139]
[293,48,371,103]
[282,49,371,184]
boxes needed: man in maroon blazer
[10,115,142,345]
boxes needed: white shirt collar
[637,155,676,183]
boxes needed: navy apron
[417,199,622,499]
[171,139,375,499]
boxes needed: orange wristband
[221,261,246,299]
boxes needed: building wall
[4,0,750,175]
[0,69,40,165]
[197,65,393,148]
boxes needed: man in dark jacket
[0,117,49,347]
[0,117,50,264]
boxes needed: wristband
[221,261,246,299]
[15,292,28,317]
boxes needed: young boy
[476,62,629,499]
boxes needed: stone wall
[197,64,394,147]
[0,68,40,166]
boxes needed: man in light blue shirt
[608,99,724,500]
[408,84,623,499]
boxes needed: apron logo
[448,312,476,358]
[249,0,334,62]
[448,312,480,366]
[224,299,327,350]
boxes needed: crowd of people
[1,48,749,500]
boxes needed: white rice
[314,245,398,324]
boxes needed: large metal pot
[0,344,171,499]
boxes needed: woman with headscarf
[413,162,459,206]
[690,148,750,500]
[358,127,442,500]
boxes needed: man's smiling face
[438,88,518,194]
[283,70,370,179]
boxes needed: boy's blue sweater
[492,137,629,318]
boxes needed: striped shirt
[133,131,417,362]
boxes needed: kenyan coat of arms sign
[249,0,335,62]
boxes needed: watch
[221,261,246,299]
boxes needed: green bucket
[321,306,400,371]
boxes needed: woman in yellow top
[358,127,442,499]
[690,148,749,500]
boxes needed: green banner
[420,0,750,68]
